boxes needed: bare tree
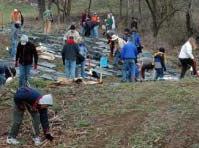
[37,0,45,19]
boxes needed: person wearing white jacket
[178,37,198,78]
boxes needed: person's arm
[32,43,38,68]
[161,55,166,71]
[15,44,20,67]
[61,46,65,65]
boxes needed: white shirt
[179,41,194,59]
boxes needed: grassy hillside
[1,78,199,147]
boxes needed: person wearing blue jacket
[154,47,166,80]
[121,41,138,82]
[7,87,54,146]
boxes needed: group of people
[3,7,199,146]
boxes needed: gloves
[45,133,54,141]
[34,64,37,69]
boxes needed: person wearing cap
[91,12,100,38]
[154,47,166,80]
[15,35,38,87]
[179,37,199,78]
[63,25,81,44]
[7,87,54,146]
[111,34,126,66]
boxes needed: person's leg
[47,21,52,34]
[122,60,128,82]
[70,60,76,79]
[94,25,99,38]
[81,61,86,78]
[75,64,80,78]
[0,75,6,86]
[8,105,24,138]
[113,51,120,65]
[65,59,70,79]
[129,59,136,82]
[27,107,40,137]
[19,65,25,87]
[141,65,146,79]
[24,65,31,86]
[180,59,189,79]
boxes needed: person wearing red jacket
[15,34,38,87]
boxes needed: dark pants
[179,58,197,79]
[141,64,154,79]
[155,68,164,80]
[8,104,40,138]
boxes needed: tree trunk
[66,0,72,16]
[37,0,46,20]
[119,0,123,18]
[88,0,92,13]
[186,0,193,37]
[125,0,130,25]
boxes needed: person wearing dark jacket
[0,63,16,86]
[7,87,53,146]
[62,36,79,79]
[154,48,166,80]
[121,41,138,82]
[15,35,38,87]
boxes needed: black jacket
[61,41,79,64]
[16,42,38,65]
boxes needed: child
[76,41,88,78]
[154,48,166,80]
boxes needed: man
[179,37,199,78]
[130,27,142,54]
[7,87,54,146]
[121,41,138,82]
[10,9,22,60]
[15,35,38,87]
[43,8,53,35]
[111,34,126,66]
[122,28,131,42]
[131,17,138,30]
[63,25,81,43]
[91,12,100,38]
[62,36,79,79]
[80,9,91,35]
[0,63,16,86]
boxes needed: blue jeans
[19,65,31,87]
[65,60,76,79]
[9,24,20,59]
[122,59,136,82]
[113,50,121,65]
[155,68,164,80]
[91,25,99,38]
[76,61,86,78]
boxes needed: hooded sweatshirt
[62,39,79,63]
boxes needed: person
[110,13,116,30]
[91,12,100,38]
[7,87,54,146]
[84,17,93,37]
[105,13,113,31]
[0,63,16,86]
[43,8,53,35]
[131,17,138,30]
[62,36,79,79]
[178,37,199,78]
[80,9,91,35]
[15,35,38,87]
[138,56,154,80]
[106,31,115,58]
[121,40,138,82]
[111,35,126,66]
[76,39,88,78]
[122,28,131,42]
[10,9,22,60]
[63,25,81,43]
[130,27,142,54]
[154,48,166,80]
